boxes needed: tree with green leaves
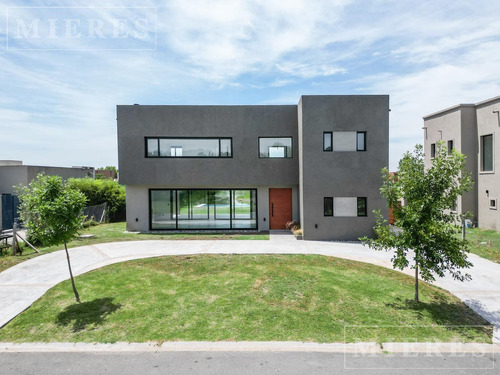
[67,178,126,222]
[362,142,474,303]
[16,174,87,302]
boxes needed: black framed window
[325,131,366,152]
[259,137,292,158]
[430,143,436,158]
[147,138,159,157]
[357,197,367,217]
[145,137,232,158]
[447,140,454,155]
[481,134,493,171]
[150,189,257,230]
[356,132,366,151]
[324,197,333,216]
[323,132,332,151]
[220,139,232,157]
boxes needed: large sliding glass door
[232,190,257,229]
[150,190,176,229]
[150,189,257,230]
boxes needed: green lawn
[0,222,268,273]
[0,254,491,343]
[466,227,500,263]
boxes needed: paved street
[0,231,499,343]
[0,350,497,375]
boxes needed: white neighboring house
[423,95,500,231]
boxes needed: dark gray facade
[117,95,390,240]
[298,95,389,240]
[118,105,298,187]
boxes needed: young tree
[362,142,474,303]
[17,174,87,302]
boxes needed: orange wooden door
[269,188,292,229]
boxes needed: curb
[0,341,498,353]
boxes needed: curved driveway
[0,232,499,343]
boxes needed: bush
[82,219,99,228]
[285,220,300,232]
[68,178,126,222]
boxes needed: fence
[82,202,108,223]
[1,194,19,230]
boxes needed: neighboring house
[95,169,117,180]
[423,95,500,231]
[0,160,94,230]
[117,95,389,241]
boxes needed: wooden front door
[269,188,292,229]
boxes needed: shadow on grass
[385,296,493,341]
[56,297,122,332]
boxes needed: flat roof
[423,103,475,120]
[423,94,500,119]
[475,94,500,108]
[0,164,93,170]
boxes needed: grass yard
[0,222,268,273]
[0,254,491,343]
[466,227,500,264]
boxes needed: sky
[0,0,499,171]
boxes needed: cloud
[0,0,499,171]
[365,39,500,168]
[160,0,351,82]
[275,62,345,79]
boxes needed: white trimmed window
[481,134,493,172]
[490,198,497,210]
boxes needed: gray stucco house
[0,160,95,230]
[423,95,500,231]
[117,95,389,240]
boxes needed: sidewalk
[0,232,499,343]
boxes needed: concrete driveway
[0,231,499,343]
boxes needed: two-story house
[423,95,500,231]
[117,95,389,241]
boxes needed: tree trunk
[414,265,419,303]
[64,240,80,303]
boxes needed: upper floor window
[146,137,232,158]
[481,134,493,172]
[259,137,292,158]
[356,132,366,151]
[323,132,332,151]
[447,140,454,155]
[327,131,367,152]
[430,143,436,158]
